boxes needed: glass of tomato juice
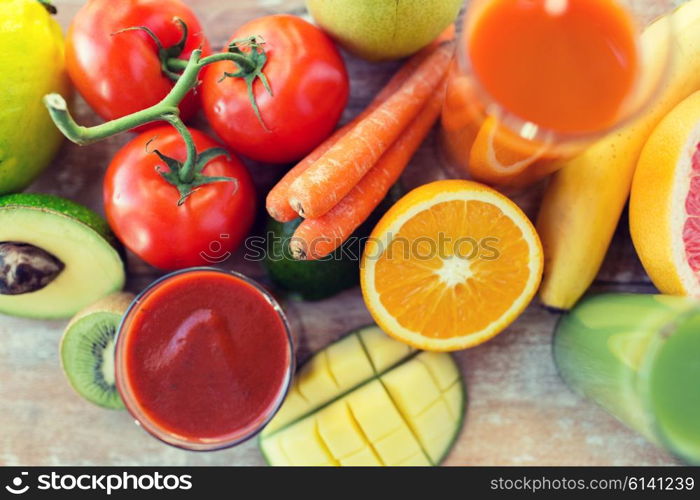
[441,0,674,188]
[115,268,294,451]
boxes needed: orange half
[361,180,543,351]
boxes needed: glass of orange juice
[441,0,674,188]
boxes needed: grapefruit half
[631,90,700,296]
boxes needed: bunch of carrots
[265,29,455,261]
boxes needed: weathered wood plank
[0,0,679,466]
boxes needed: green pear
[306,0,462,62]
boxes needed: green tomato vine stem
[43,27,271,202]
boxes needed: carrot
[265,27,455,222]
[289,82,446,261]
[266,96,393,223]
[265,126,347,222]
[287,42,454,219]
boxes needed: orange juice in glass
[442,0,673,188]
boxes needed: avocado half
[0,193,126,319]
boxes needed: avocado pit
[0,242,65,295]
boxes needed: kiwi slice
[60,293,134,410]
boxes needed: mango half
[259,325,466,466]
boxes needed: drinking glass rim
[114,266,295,452]
[456,0,675,148]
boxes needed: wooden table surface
[0,0,684,466]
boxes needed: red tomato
[103,126,256,270]
[66,0,210,126]
[201,15,349,164]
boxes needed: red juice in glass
[115,268,294,450]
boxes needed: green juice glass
[554,293,700,464]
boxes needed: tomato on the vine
[103,126,256,270]
[66,0,210,125]
[201,14,350,164]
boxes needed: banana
[537,0,700,310]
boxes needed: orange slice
[468,117,558,187]
[361,180,543,351]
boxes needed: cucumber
[262,184,403,301]
[263,216,359,301]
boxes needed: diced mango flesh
[277,418,338,466]
[316,401,367,458]
[263,329,411,437]
[415,351,460,391]
[326,333,375,389]
[259,326,465,467]
[424,430,458,464]
[340,447,382,466]
[381,359,441,417]
[296,350,338,403]
[346,380,405,441]
[373,426,424,465]
[358,325,415,371]
[444,381,464,420]
[411,399,457,462]
[397,452,432,466]
[259,434,289,465]
[262,386,310,434]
